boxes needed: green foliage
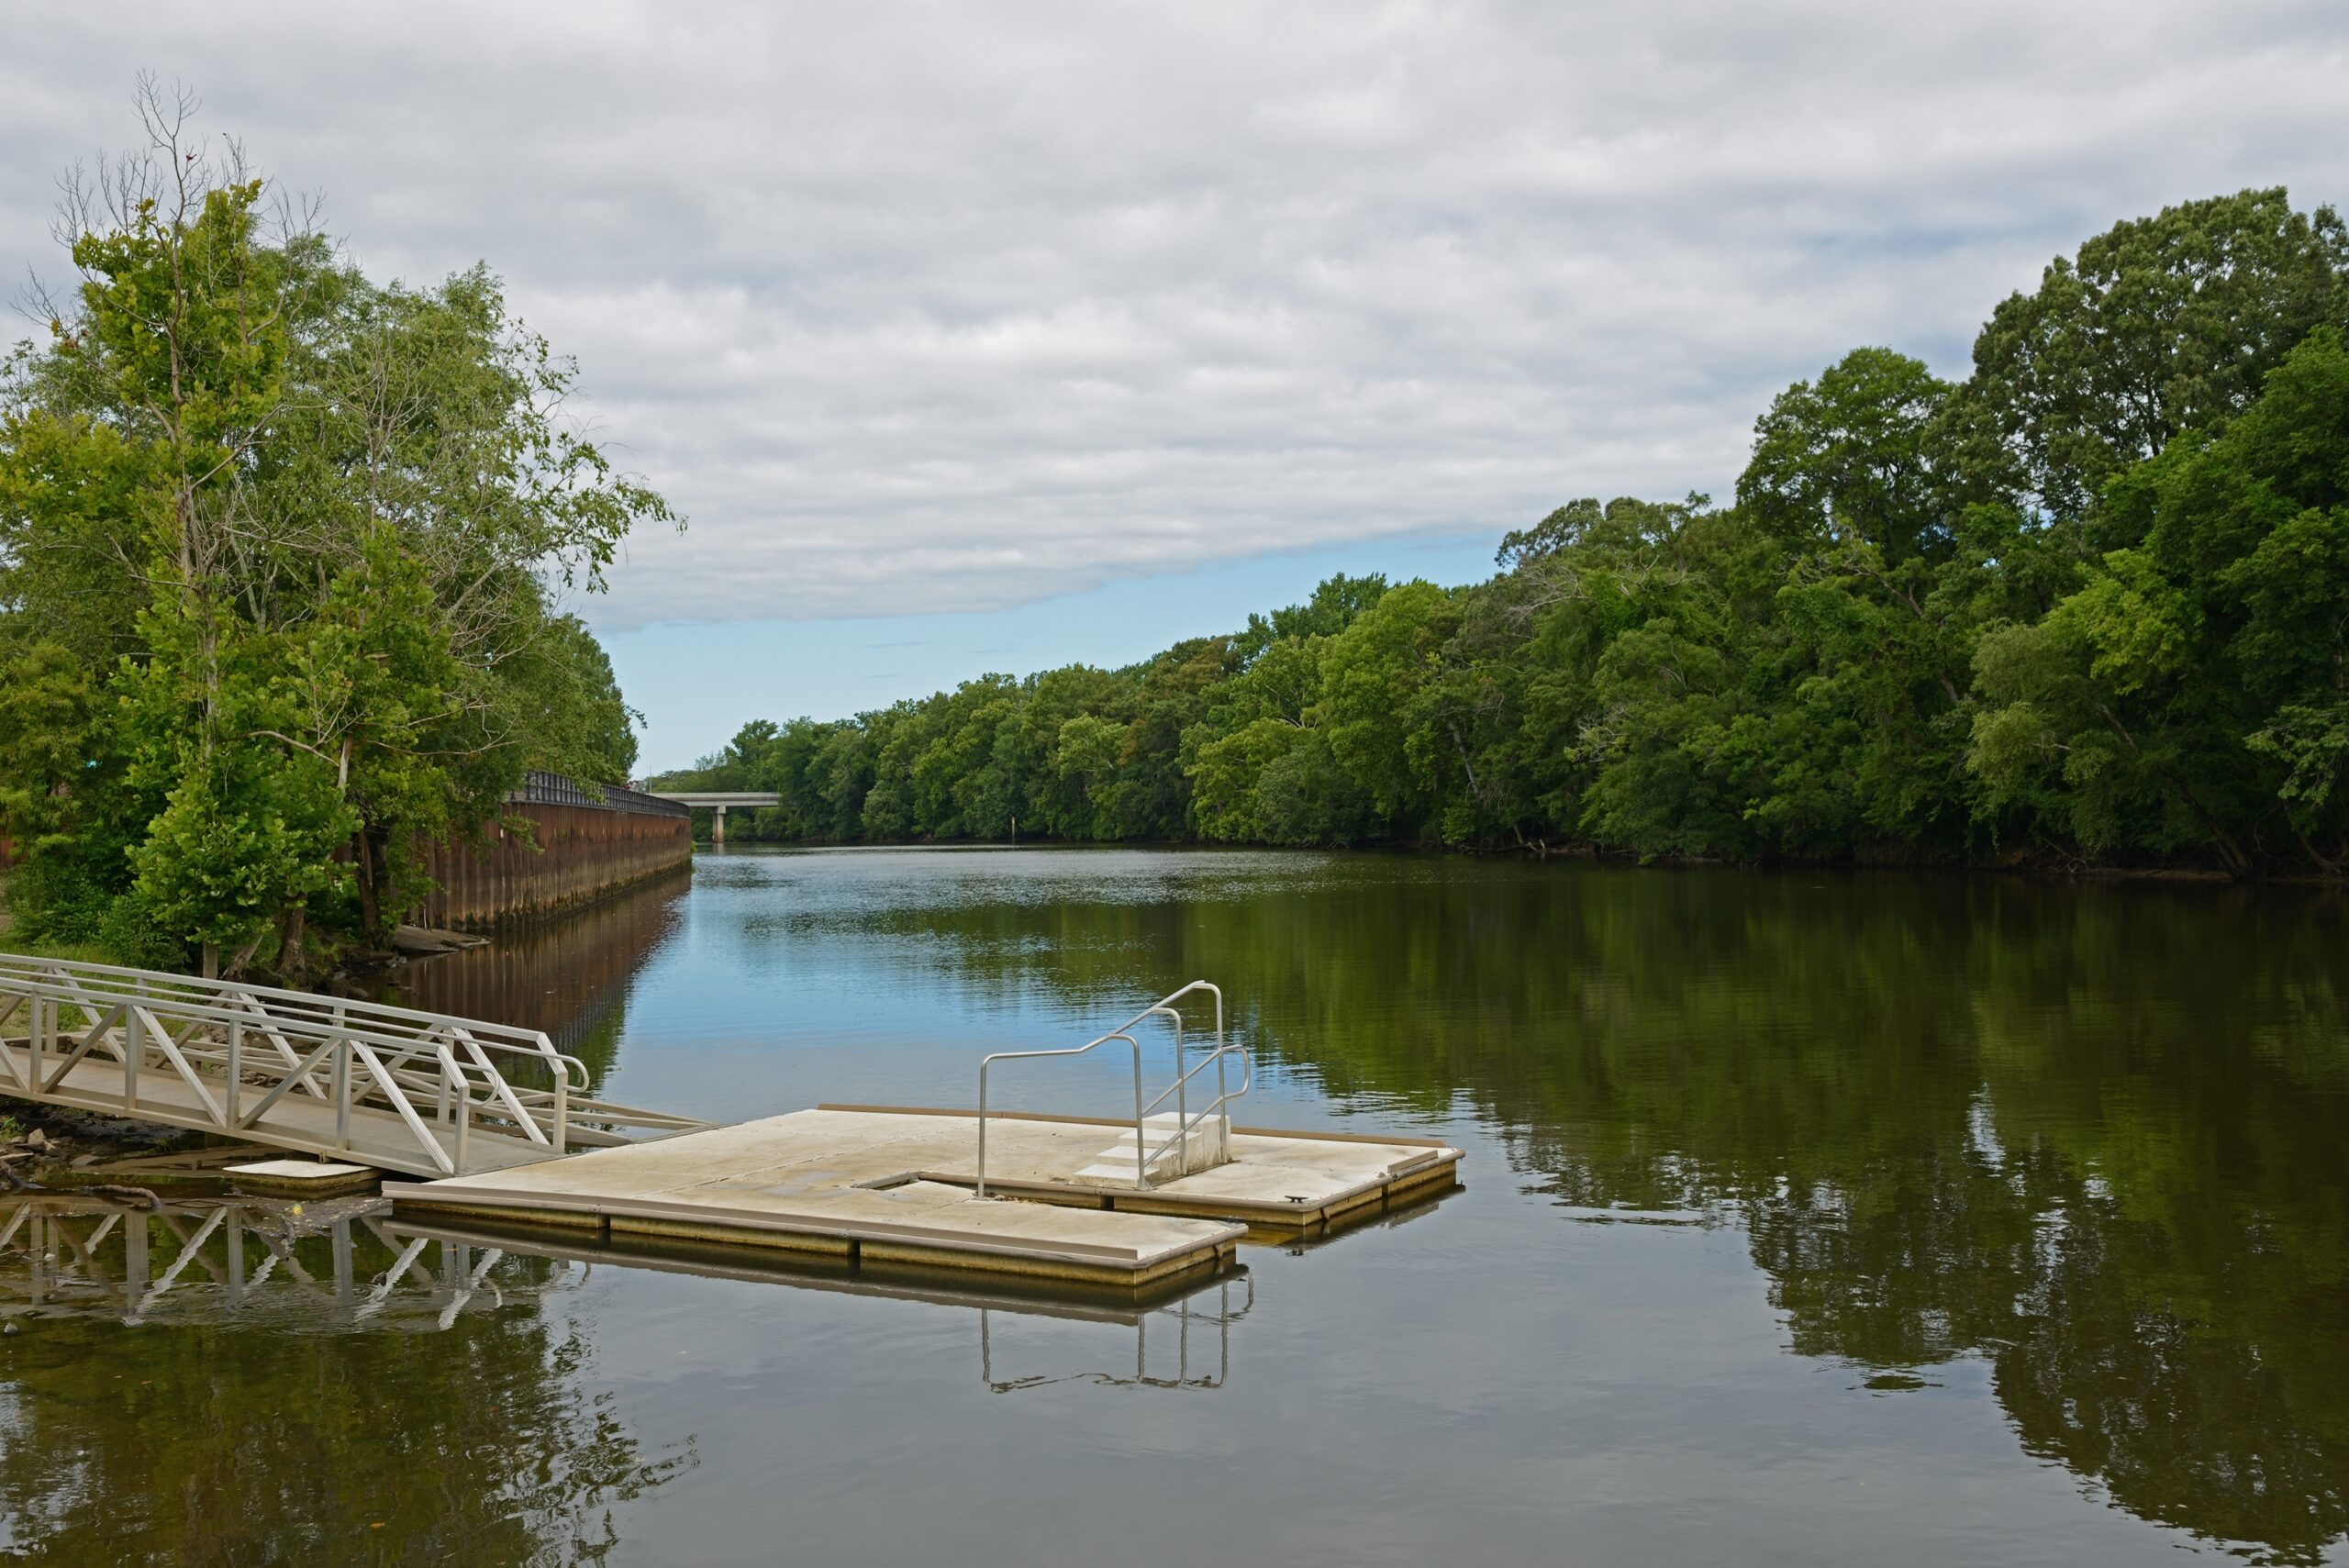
[0,108,670,973]
[668,189,2349,877]
[1962,188,2349,528]
[1968,326,2349,872]
[1230,571,1388,663]
[1740,346,1958,562]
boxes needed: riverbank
[0,1106,239,1195]
[686,830,2318,884]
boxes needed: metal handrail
[0,953,572,1073]
[976,1031,1144,1198]
[0,952,706,1177]
[974,981,1246,1197]
[1139,1046,1252,1120]
[0,969,589,1093]
[511,769,691,818]
[0,951,552,1032]
[1133,983,1248,1175]
[1138,1041,1252,1171]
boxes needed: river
[2,846,2343,1565]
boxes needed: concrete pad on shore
[389,1106,1463,1286]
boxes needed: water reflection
[396,1210,1256,1397]
[700,851,2349,1564]
[241,851,2349,1562]
[384,871,688,1087]
[0,1194,691,1565]
[0,1195,589,1333]
[979,1274,1252,1392]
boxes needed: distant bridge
[640,791,777,843]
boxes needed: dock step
[1074,1112,1229,1184]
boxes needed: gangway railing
[0,953,710,1179]
[974,981,1250,1197]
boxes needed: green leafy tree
[1962,188,2349,529]
[1051,712,1129,840]
[1969,327,2349,872]
[0,90,672,972]
[1319,580,1459,834]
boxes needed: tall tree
[1969,327,2349,872]
[1961,188,2349,530]
[0,88,674,973]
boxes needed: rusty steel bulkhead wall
[417,799,693,930]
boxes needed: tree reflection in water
[0,1195,693,1566]
[755,853,2347,1564]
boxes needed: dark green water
[2,847,2344,1565]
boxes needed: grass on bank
[0,870,117,965]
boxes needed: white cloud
[4,0,2344,626]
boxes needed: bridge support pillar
[712,805,727,845]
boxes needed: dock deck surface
[391,1106,1463,1288]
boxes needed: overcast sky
[6,2,2346,766]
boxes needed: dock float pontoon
[391,1104,1463,1289]
[0,962,1464,1292]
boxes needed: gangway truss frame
[0,953,710,1178]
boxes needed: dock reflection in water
[978,1274,1252,1393]
[394,1208,1257,1396]
[0,1195,585,1334]
[0,1191,695,1565]
[0,1194,1256,1400]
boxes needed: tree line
[661,188,2349,877]
[0,91,672,977]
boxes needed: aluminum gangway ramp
[0,953,710,1178]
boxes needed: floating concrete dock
[0,960,1467,1294]
[390,1106,1464,1290]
